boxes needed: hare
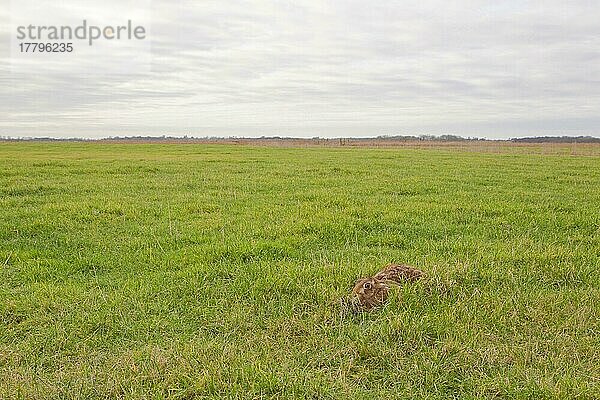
[351,263,425,310]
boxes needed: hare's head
[351,277,389,310]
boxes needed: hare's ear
[381,263,397,273]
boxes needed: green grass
[1,142,599,399]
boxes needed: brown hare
[351,263,425,310]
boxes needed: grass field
[1,142,599,399]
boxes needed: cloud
[1,0,599,138]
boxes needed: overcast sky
[1,0,599,138]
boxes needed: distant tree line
[510,136,600,143]
[376,134,485,141]
[1,134,599,143]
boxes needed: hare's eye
[363,282,372,290]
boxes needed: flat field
[1,142,599,399]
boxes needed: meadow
[0,142,599,399]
